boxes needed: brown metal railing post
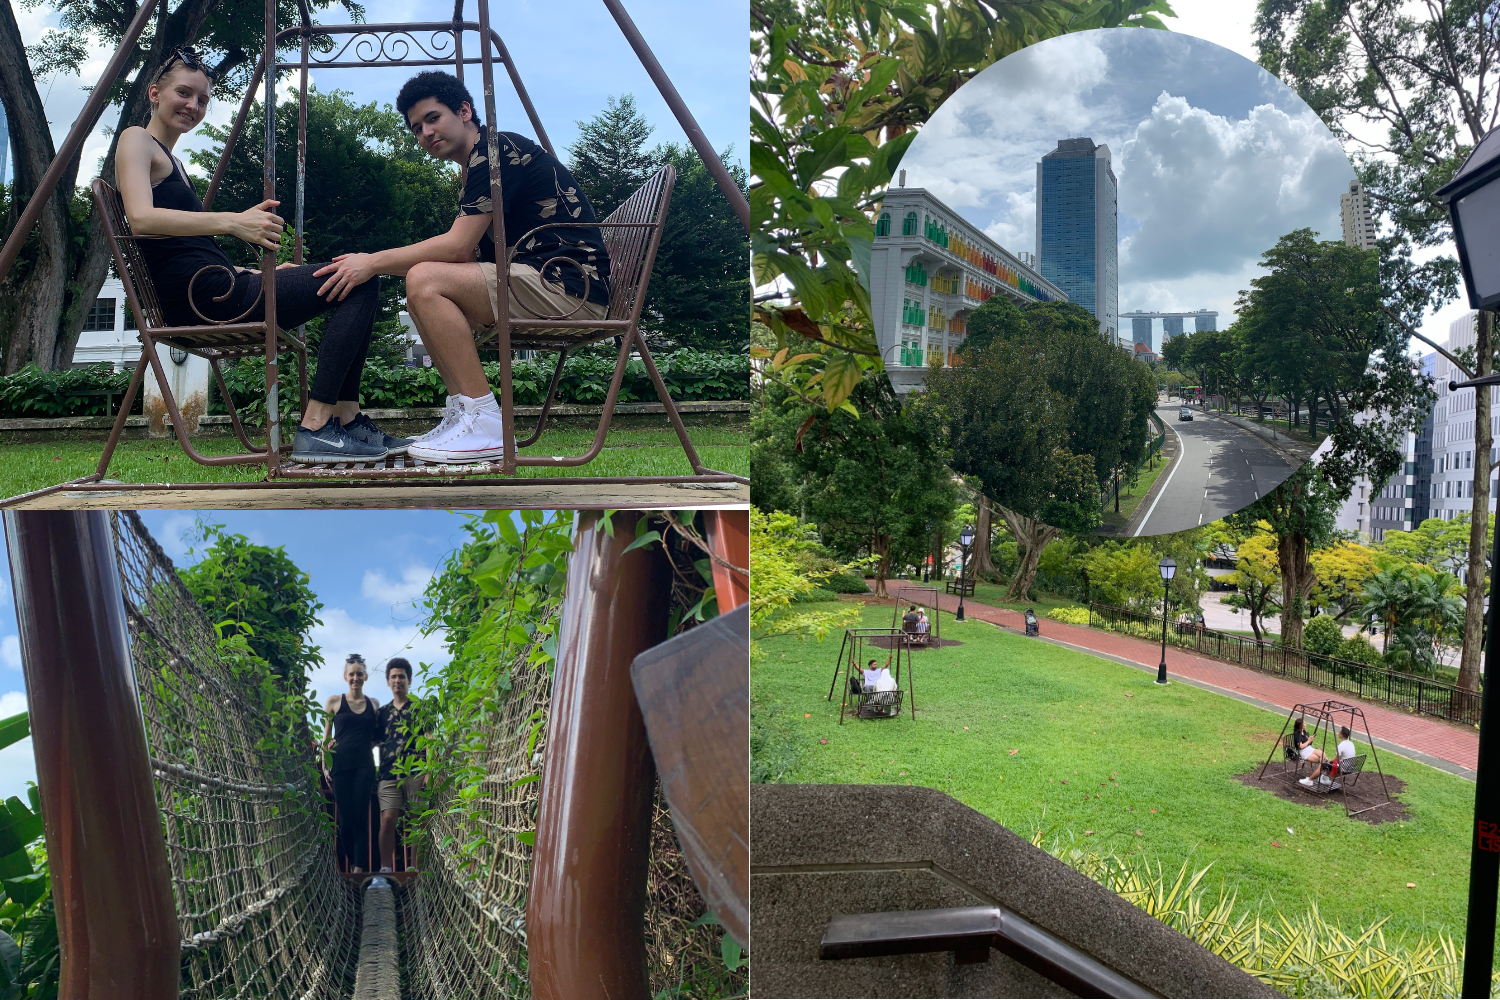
[528,511,671,1000]
[263,0,282,471]
[475,0,516,474]
[703,511,748,611]
[3,511,178,999]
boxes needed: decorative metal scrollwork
[309,29,457,66]
[188,265,264,325]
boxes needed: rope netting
[107,511,735,999]
[111,510,361,999]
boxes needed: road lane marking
[1135,415,1186,537]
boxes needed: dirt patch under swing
[863,635,964,649]
[1233,765,1409,825]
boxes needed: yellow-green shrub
[1046,606,1092,625]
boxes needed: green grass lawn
[753,601,1478,950]
[0,422,748,498]
[1101,452,1173,532]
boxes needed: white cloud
[1116,93,1349,281]
[0,692,35,803]
[0,637,20,671]
[361,565,433,609]
[307,607,449,708]
[156,514,199,561]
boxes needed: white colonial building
[870,183,1067,395]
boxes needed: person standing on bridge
[322,654,381,873]
[376,658,427,873]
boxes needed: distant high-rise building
[1195,310,1216,332]
[1036,137,1118,340]
[1340,179,1376,250]
[1162,316,1184,343]
[1131,315,1152,350]
[0,101,8,189]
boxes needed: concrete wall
[751,784,1280,999]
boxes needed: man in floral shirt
[313,71,611,463]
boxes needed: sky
[0,509,527,802]
[899,27,1355,350]
[7,0,746,185]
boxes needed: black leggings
[331,765,376,871]
[187,263,379,406]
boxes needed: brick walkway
[878,588,1479,778]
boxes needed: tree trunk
[0,0,70,373]
[872,532,891,599]
[994,503,1059,601]
[1459,308,1492,693]
[53,0,222,369]
[971,494,997,581]
[1276,530,1315,648]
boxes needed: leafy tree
[176,521,324,702]
[1359,565,1462,674]
[567,95,748,351]
[1226,530,1282,643]
[1303,613,1344,656]
[1080,543,1165,612]
[1255,0,1495,691]
[1379,514,1488,578]
[750,0,1175,413]
[762,374,956,597]
[1308,539,1379,621]
[749,508,865,659]
[0,0,361,372]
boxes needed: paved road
[1135,402,1297,536]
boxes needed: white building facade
[870,185,1067,395]
[1340,180,1377,251]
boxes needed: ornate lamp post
[956,523,975,622]
[1156,557,1176,685]
[1435,122,1500,999]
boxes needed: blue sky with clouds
[898,28,1355,349]
[0,509,514,802]
[8,0,745,184]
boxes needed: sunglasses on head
[154,46,212,84]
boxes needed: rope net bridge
[7,509,747,999]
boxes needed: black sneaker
[345,412,413,456]
[291,418,388,464]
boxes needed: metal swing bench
[0,0,750,499]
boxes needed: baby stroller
[1024,608,1039,637]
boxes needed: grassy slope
[1100,451,1173,533]
[753,601,1476,948]
[0,424,748,497]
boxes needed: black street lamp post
[1436,122,1500,999]
[1156,557,1176,685]
[956,523,975,622]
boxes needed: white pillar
[144,349,212,437]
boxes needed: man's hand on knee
[314,253,377,302]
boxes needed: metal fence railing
[1100,413,1168,512]
[1087,603,1481,727]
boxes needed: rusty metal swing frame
[1256,699,1393,818]
[890,585,940,645]
[828,628,916,724]
[0,0,750,501]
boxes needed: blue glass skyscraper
[1036,138,1118,340]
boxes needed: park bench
[87,165,732,482]
[945,576,975,597]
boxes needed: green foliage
[205,350,749,423]
[0,364,138,418]
[750,0,1175,412]
[568,96,749,352]
[823,572,872,594]
[1046,605,1091,625]
[1359,566,1463,676]
[1339,634,1383,667]
[411,512,572,869]
[757,375,955,593]
[1301,614,1344,656]
[176,522,324,701]
[749,508,866,659]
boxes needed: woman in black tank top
[322,656,380,871]
[114,48,409,464]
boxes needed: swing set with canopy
[890,585,940,646]
[827,628,916,724]
[1257,699,1393,818]
[0,0,751,502]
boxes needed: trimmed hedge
[0,349,749,420]
[823,572,872,595]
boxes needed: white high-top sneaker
[410,395,460,445]
[409,394,506,464]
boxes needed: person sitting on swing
[863,658,897,692]
[916,609,930,636]
[1293,717,1328,789]
[902,605,920,634]
[115,46,409,465]
[311,71,611,464]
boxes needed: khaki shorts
[475,262,608,336]
[377,774,424,813]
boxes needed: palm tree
[1359,567,1413,655]
[1405,570,1463,676]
